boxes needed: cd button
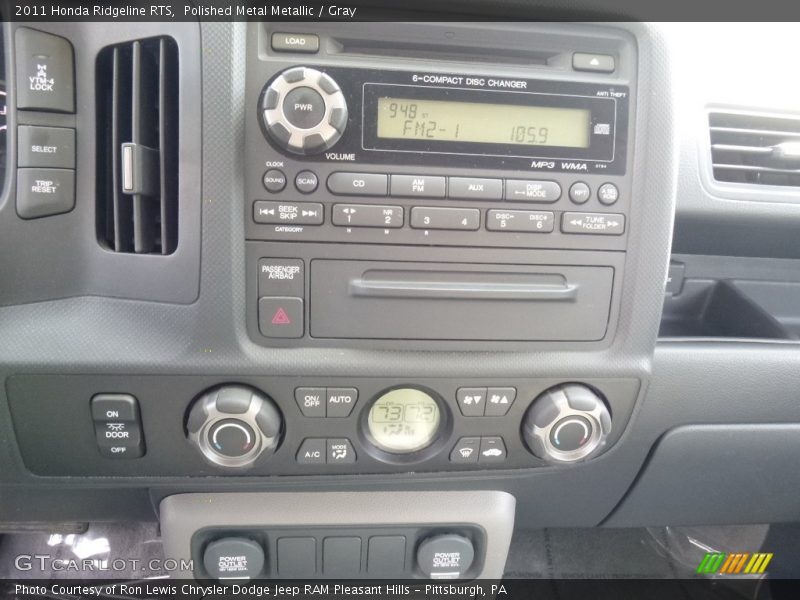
[448,177,502,200]
[504,180,561,202]
[327,172,388,196]
[282,86,325,129]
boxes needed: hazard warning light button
[258,296,303,338]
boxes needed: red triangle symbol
[271,307,291,325]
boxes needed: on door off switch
[91,393,145,459]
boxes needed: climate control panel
[5,374,641,477]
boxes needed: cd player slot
[310,260,613,341]
[349,270,579,302]
[331,38,553,66]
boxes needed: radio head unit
[260,66,629,174]
[244,22,637,349]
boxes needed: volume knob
[261,67,348,155]
[522,383,611,463]
[187,385,282,469]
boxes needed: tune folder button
[561,212,625,235]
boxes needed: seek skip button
[254,201,323,225]
[326,388,358,418]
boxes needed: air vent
[709,111,800,187]
[96,37,179,254]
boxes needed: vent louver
[710,111,800,188]
[96,37,179,254]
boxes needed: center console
[2,19,677,578]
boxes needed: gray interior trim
[160,491,516,578]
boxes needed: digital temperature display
[367,388,441,454]
[376,97,591,148]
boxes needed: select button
[18,125,75,169]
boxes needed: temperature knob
[187,385,282,469]
[521,383,611,463]
[261,67,348,155]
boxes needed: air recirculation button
[187,385,282,469]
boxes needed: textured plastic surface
[160,491,515,579]
[608,425,800,526]
[0,21,201,304]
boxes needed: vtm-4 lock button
[91,394,145,459]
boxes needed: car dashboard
[1,16,800,582]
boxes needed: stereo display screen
[376,97,591,148]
